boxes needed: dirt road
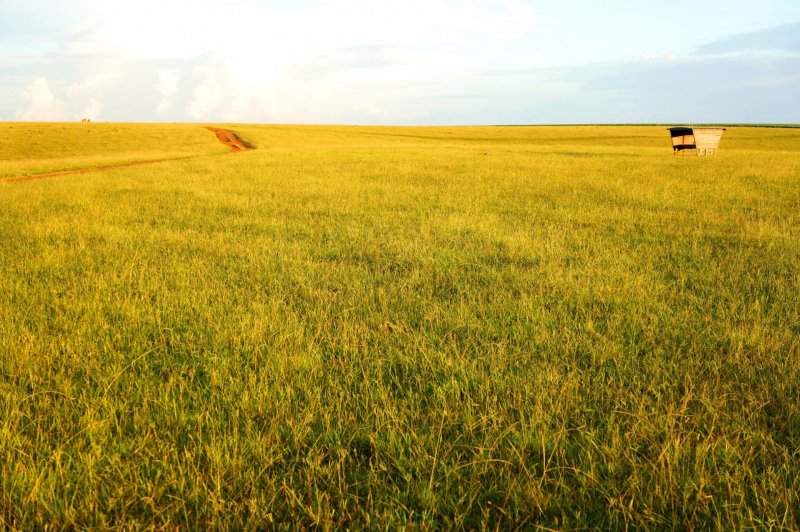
[205,127,254,152]
[3,127,253,184]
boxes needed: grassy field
[1,123,799,528]
[0,123,228,178]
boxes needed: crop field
[1,123,799,528]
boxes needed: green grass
[1,124,799,528]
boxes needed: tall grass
[1,124,799,528]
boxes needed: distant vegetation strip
[496,123,800,128]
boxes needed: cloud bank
[1,1,799,124]
[15,78,67,121]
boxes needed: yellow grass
[1,123,799,528]
[0,122,228,178]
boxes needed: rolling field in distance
[1,123,799,528]
[0,123,229,178]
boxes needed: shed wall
[692,128,724,150]
[667,127,725,157]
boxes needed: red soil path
[205,127,254,152]
[3,127,252,184]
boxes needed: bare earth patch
[205,127,254,152]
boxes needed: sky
[1,0,799,124]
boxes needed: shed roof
[667,126,727,132]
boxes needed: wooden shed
[668,127,726,156]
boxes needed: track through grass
[0,123,237,180]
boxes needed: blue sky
[1,0,799,124]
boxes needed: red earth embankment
[205,127,254,152]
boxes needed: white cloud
[185,60,276,122]
[0,1,584,123]
[5,1,800,124]
[354,103,383,117]
[80,97,103,120]
[14,74,118,121]
[186,66,227,121]
[156,69,180,115]
[67,73,118,98]
[15,77,68,121]
[63,0,538,61]
[67,73,117,120]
